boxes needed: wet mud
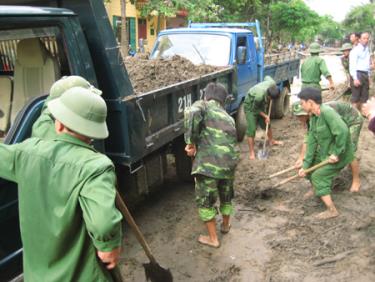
[125,55,222,94]
[119,56,375,281]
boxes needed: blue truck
[0,0,299,280]
[150,22,301,133]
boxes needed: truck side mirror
[236,46,247,64]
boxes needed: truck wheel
[271,86,290,119]
[174,138,193,182]
[235,103,247,142]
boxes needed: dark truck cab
[0,1,235,280]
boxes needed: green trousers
[309,161,348,197]
[245,111,267,137]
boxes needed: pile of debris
[124,55,222,94]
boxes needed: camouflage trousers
[194,174,234,222]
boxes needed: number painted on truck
[178,93,192,113]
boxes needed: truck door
[235,34,257,103]
[0,22,77,281]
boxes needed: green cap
[340,43,352,51]
[309,42,321,54]
[48,87,108,139]
[50,76,102,99]
[292,101,308,116]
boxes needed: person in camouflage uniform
[243,76,283,160]
[341,43,352,75]
[297,88,354,219]
[293,99,364,193]
[340,43,353,99]
[32,76,102,139]
[301,43,334,90]
[184,82,240,248]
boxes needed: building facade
[104,0,167,53]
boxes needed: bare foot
[315,209,339,220]
[271,140,283,146]
[303,190,314,200]
[249,153,255,160]
[220,224,231,234]
[350,181,361,193]
[198,235,220,248]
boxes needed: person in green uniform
[0,87,123,281]
[293,99,363,192]
[301,42,334,90]
[184,82,240,248]
[340,43,353,99]
[297,87,354,219]
[32,75,102,139]
[243,76,283,160]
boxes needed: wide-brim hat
[340,43,352,51]
[48,87,108,139]
[292,101,308,116]
[50,75,102,99]
[309,42,321,53]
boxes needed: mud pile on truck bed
[125,55,222,94]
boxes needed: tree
[139,0,183,34]
[270,0,320,44]
[120,0,128,56]
[317,16,343,45]
[342,3,375,33]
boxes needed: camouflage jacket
[184,99,240,179]
[326,101,364,126]
[341,56,350,74]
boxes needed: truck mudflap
[106,66,234,166]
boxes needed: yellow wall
[104,1,166,53]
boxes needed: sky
[305,0,370,22]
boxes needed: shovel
[269,165,296,178]
[257,100,273,160]
[115,192,173,282]
[272,159,330,188]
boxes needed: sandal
[220,223,231,234]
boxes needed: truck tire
[235,102,247,142]
[271,86,290,119]
[174,138,193,182]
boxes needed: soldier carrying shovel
[243,76,283,160]
[0,85,123,281]
[297,87,354,219]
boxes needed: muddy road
[118,112,375,282]
[118,54,375,281]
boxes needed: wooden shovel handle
[262,100,273,151]
[269,165,296,178]
[115,191,157,264]
[272,159,330,188]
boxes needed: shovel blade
[257,149,269,160]
[143,262,173,282]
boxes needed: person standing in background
[301,42,334,90]
[349,32,371,112]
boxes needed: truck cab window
[236,36,248,65]
[0,26,68,143]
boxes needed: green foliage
[343,3,375,33]
[139,0,181,18]
[270,0,320,42]
[317,16,343,44]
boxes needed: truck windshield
[151,33,231,66]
